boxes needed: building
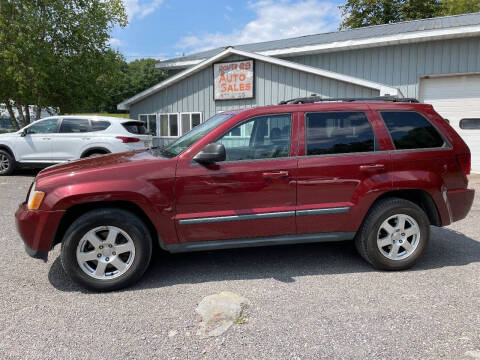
[118,13,480,171]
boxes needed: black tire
[83,152,107,158]
[355,198,430,271]
[0,149,16,175]
[61,208,152,291]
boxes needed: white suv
[0,115,153,175]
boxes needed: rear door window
[380,111,445,150]
[123,121,147,134]
[305,111,377,155]
[59,118,90,133]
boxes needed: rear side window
[380,111,445,150]
[91,120,110,131]
[123,121,147,134]
[59,118,90,133]
[460,118,480,130]
[306,112,377,155]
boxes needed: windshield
[158,113,233,157]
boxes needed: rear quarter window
[122,121,147,134]
[380,111,445,150]
[91,120,111,131]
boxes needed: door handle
[42,137,51,140]
[262,171,289,179]
[82,137,91,140]
[359,164,385,172]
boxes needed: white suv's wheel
[0,150,15,176]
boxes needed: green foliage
[97,58,168,114]
[339,0,479,29]
[442,0,480,15]
[0,0,127,126]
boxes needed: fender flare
[80,147,111,158]
[0,144,16,160]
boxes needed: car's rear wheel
[0,150,15,176]
[61,208,152,291]
[355,198,430,270]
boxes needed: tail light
[116,136,140,143]
[456,153,471,177]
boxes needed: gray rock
[195,291,249,338]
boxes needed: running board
[164,232,356,253]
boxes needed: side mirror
[193,143,226,164]
[20,129,27,137]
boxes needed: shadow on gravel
[13,169,41,177]
[48,226,480,293]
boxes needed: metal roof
[157,12,480,68]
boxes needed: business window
[139,114,157,135]
[180,112,202,135]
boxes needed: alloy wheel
[377,214,420,260]
[0,154,9,173]
[76,226,136,280]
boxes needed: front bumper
[447,188,475,223]
[15,203,65,262]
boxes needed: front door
[15,118,59,162]
[175,113,298,243]
[296,108,392,235]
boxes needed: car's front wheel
[61,208,152,291]
[0,149,16,176]
[355,198,430,270]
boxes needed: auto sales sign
[214,60,254,100]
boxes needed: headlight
[27,182,45,210]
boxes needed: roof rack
[278,95,420,105]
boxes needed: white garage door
[420,74,480,173]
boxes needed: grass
[234,313,247,324]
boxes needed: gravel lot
[1,171,479,360]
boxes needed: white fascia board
[263,24,480,57]
[154,59,202,69]
[230,48,400,96]
[156,25,480,69]
[118,49,232,110]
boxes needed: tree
[442,0,480,15]
[98,58,168,114]
[0,0,127,128]
[339,0,479,29]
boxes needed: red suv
[16,97,474,291]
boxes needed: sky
[110,0,344,61]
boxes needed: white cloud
[109,37,123,47]
[124,0,163,20]
[177,0,341,54]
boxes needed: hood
[0,131,18,138]
[37,150,168,180]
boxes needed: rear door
[296,105,393,235]
[50,118,91,161]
